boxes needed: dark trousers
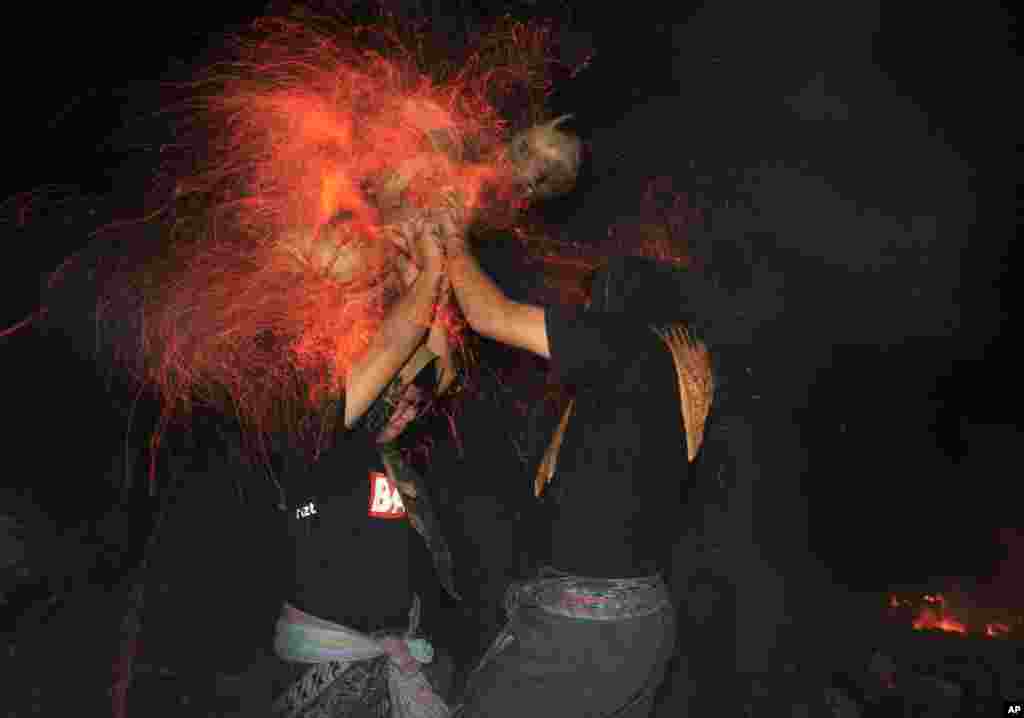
[456,600,676,717]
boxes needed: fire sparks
[20,7,590,470]
[87,12,558,452]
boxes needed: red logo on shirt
[368,471,406,519]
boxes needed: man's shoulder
[546,307,662,344]
[545,308,686,386]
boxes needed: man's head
[506,115,583,201]
[585,256,698,320]
[585,254,737,350]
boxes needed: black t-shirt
[541,308,692,578]
[285,420,429,633]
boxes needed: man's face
[506,119,583,201]
[307,221,393,284]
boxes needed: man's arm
[446,244,550,359]
[425,276,457,395]
[343,223,445,428]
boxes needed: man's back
[541,309,691,579]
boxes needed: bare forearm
[447,245,551,358]
[447,247,511,338]
[344,267,442,426]
[449,246,550,355]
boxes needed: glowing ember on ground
[914,612,966,633]
[887,591,1019,639]
[986,622,1011,638]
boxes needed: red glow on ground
[889,590,1020,639]
[912,606,967,634]
[986,622,1011,638]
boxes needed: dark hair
[587,256,724,331]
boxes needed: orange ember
[986,622,1011,638]
[888,591,1019,639]
[920,594,965,630]
[912,609,967,635]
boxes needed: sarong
[273,597,449,718]
[454,569,676,718]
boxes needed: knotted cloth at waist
[273,596,448,718]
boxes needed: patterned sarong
[273,597,449,718]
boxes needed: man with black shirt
[267,216,459,717]
[441,210,715,717]
[119,215,457,717]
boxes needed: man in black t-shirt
[263,214,464,717]
[122,218,458,717]
[441,211,715,718]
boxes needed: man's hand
[396,215,445,277]
[426,275,457,395]
[433,203,468,259]
[343,219,446,429]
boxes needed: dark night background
[0,0,1018,712]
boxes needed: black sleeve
[544,308,671,389]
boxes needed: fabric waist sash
[272,598,448,718]
[273,602,431,665]
[508,571,671,621]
